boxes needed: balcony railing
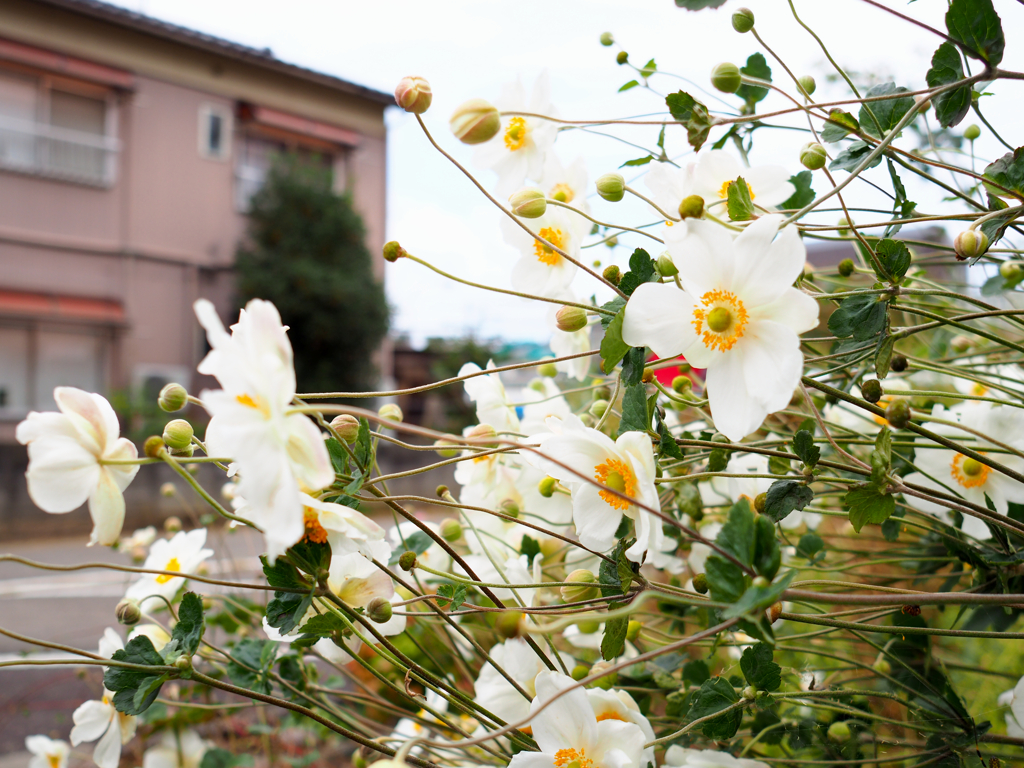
[0,115,119,187]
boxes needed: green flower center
[706,306,732,333]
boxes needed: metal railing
[0,115,119,186]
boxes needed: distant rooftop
[29,0,394,105]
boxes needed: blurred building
[0,0,390,533]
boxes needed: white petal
[755,287,820,333]
[622,282,696,358]
[593,719,647,768]
[91,716,123,768]
[705,349,770,442]
[738,320,803,416]
[530,671,596,753]
[88,468,127,546]
[24,439,99,513]
[672,218,737,297]
[745,165,796,207]
[70,699,113,745]
[54,387,111,455]
[284,413,335,492]
[572,483,624,552]
[731,216,802,307]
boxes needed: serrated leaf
[688,677,742,739]
[716,498,756,567]
[618,383,651,435]
[705,555,746,603]
[846,486,896,532]
[683,660,711,686]
[621,347,647,387]
[666,91,700,121]
[104,635,168,716]
[875,239,912,282]
[828,294,888,340]
[726,177,755,221]
[792,430,819,468]
[600,297,625,329]
[324,437,349,474]
[740,643,782,692]
[984,148,1024,201]
[436,583,468,611]
[354,418,373,468]
[763,480,813,524]
[797,533,824,559]
[601,616,629,660]
[945,0,1004,67]
[228,638,276,695]
[520,535,541,566]
[171,592,205,657]
[829,140,882,173]
[736,53,771,106]
[599,538,635,598]
[859,83,915,140]
[618,248,657,296]
[875,334,895,379]
[780,171,814,210]
[265,591,313,635]
[926,42,972,128]
[658,420,685,460]
[753,514,781,581]
[600,310,630,372]
[824,109,859,139]
[723,570,795,620]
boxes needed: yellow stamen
[691,289,749,352]
[534,227,566,266]
[236,392,270,417]
[554,748,594,768]
[155,557,181,584]
[718,180,756,199]
[504,117,528,151]
[951,454,991,488]
[303,507,329,544]
[594,457,637,511]
[48,757,61,768]
[596,711,628,722]
[549,183,575,203]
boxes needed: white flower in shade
[123,529,213,607]
[71,689,137,768]
[299,492,390,563]
[16,387,139,546]
[687,522,723,575]
[550,327,593,381]
[474,638,576,726]
[622,215,818,441]
[475,71,558,197]
[663,745,769,768]
[645,160,696,219]
[26,736,69,768]
[460,361,521,435]
[901,403,1024,540]
[194,298,334,562]
[564,623,639,661]
[997,675,1024,738]
[541,154,590,212]
[328,552,407,637]
[142,729,210,768]
[529,414,662,563]
[950,357,1024,398]
[128,623,170,651]
[688,150,794,220]
[508,671,646,768]
[725,453,821,530]
[389,521,452,577]
[520,378,573,436]
[501,205,584,299]
[586,688,656,768]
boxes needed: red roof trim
[0,36,135,89]
[241,104,361,147]
[0,289,125,323]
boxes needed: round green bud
[171,444,194,458]
[732,8,755,33]
[383,240,406,263]
[331,414,361,443]
[450,98,501,145]
[616,51,628,65]
[509,187,547,218]
[596,173,625,202]
[671,375,692,395]
[692,573,709,594]
[495,611,523,639]
[641,367,654,384]
[754,492,766,514]
[626,620,642,642]
[711,62,742,94]
[800,142,827,171]
[798,75,816,96]
[890,354,908,373]
[436,484,451,498]
[838,217,853,237]
[572,664,590,681]
[678,194,705,220]
[656,254,678,277]
[963,124,981,141]
[605,236,619,248]
[579,413,596,428]
[1000,260,1024,281]
[538,476,558,498]
[950,335,972,353]
[753,575,770,588]
[711,432,730,444]
[162,419,194,451]
[398,551,417,572]
[590,661,617,689]
[500,499,520,518]
[837,258,855,277]
[466,423,498,448]
[394,76,432,114]
[556,305,588,333]
[538,361,558,378]
[352,753,368,768]
[872,657,892,675]
[174,654,192,672]
[599,32,615,47]
[827,721,852,743]
[742,685,757,700]
[158,383,188,413]
[589,399,609,419]
[143,435,165,458]
[440,518,463,542]
[561,569,599,603]
[164,516,182,533]
[861,378,883,404]
[116,598,142,626]
[602,264,622,285]
[367,597,394,624]
[577,620,601,635]
[378,403,403,423]
[885,398,912,429]
[953,229,989,261]
[160,482,176,498]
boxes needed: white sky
[113,0,1024,347]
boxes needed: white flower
[389,521,452,576]
[71,688,138,768]
[142,729,210,768]
[998,675,1024,737]
[128,623,171,651]
[194,298,334,562]
[586,688,656,767]
[475,72,558,197]
[550,327,593,381]
[26,736,70,768]
[16,387,140,546]
[645,161,696,220]
[502,205,584,299]
[688,522,723,575]
[474,638,575,726]
[520,378,573,436]
[123,529,213,608]
[97,627,124,660]
[328,552,407,637]
[541,154,590,214]
[622,215,818,441]
[508,671,646,768]
[725,453,821,530]
[902,403,1024,540]
[663,745,769,768]
[298,492,390,563]
[460,361,521,435]
[529,415,663,563]
[688,150,794,220]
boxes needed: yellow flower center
[951,454,991,488]
[236,392,270,417]
[970,382,989,397]
[596,711,628,722]
[554,748,594,768]
[48,756,61,768]
[692,289,749,352]
[549,183,575,203]
[504,117,528,151]
[303,507,329,544]
[155,557,181,584]
[718,180,756,199]
[534,227,566,266]
[594,457,637,511]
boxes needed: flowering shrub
[9,1,1024,766]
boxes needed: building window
[234,133,335,212]
[198,104,232,160]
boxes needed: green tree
[235,156,389,393]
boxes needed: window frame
[197,102,233,161]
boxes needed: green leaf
[874,239,912,282]
[726,177,755,221]
[716,498,756,567]
[763,480,813,524]
[688,677,742,739]
[859,83,915,140]
[797,533,824,560]
[600,310,630,372]
[884,160,916,238]
[753,514,781,581]
[520,534,541,566]
[829,140,882,173]
[601,616,629,660]
[618,383,651,435]
[676,481,702,519]
[104,635,168,715]
[262,556,309,591]
[436,583,468,611]
[287,540,332,578]
[618,248,657,296]
[945,0,1004,67]
[616,545,636,596]
[640,58,657,78]
[828,294,888,341]
[266,590,313,635]
[705,555,746,603]
[618,80,639,93]
[686,103,713,152]
[780,171,814,210]
[666,91,700,121]
[324,437,349,474]
[228,638,276,695]
[674,0,727,8]
[658,420,685,460]
[822,109,859,142]
[792,430,819,468]
[171,592,205,657]
[846,485,896,532]
[620,155,654,167]
[926,42,972,128]
[354,418,373,468]
[736,53,771,106]
[983,148,1024,201]
[201,749,254,768]
[388,529,434,564]
[599,538,636,598]
[621,347,647,387]
[708,447,729,472]
[723,570,795,619]
[740,643,782,692]
[875,335,895,379]
[683,660,711,686]
[600,297,625,328]
[292,612,345,648]
[871,427,892,488]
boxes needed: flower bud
[872,656,891,675]
[561,569,598,603]
[753,575,770,588]
[605,236,618,248]
[538,476,558,498]
[331,414,361,443]
[383,241,406,263]
[642,367,655,384]
[861,379,882,404]
[890,354,908,373]
[711,63,742,94]
[798,75,816,96]
[116,598,142,626]
[742,685,757,700]
[963,124,981,141]
[394,76,432,114]
[1000,260,1024,281]
[173,654,192,671]
[692,573,709,594]
[171,444,194,458]
[494,610,523,639]
[731,7,755,33]
[378,403,403,423]
[800,142,827,171]
[678,194,704,220]
[671,375,692,394]
[596,173,625,202]
[160,482,176,498]
[162,419,193,451]
[450,99,501,145]
[572,664,590,681]
[577,620,601,634]
[754,492,766,514]
[143,435,165,458]
[590,661,617,689]
[509,187,547,218]
[827,721,851,743]
[164,516,182,533]
[353,753,368,768]
[953,229,989,261]
[433,438,459,458]
[367,597,394,624]
[626,620,642,642]
[440,518,463,541]
[838,258,855,277]
[711,432,730,444]
[602,265,622,285]
[579,413,596,428]
[589,399,609,419]
[616,51,628,65]
[767,601,783,623]
[656,254,678,277]
[466,423,498,448]
[951,335,972,353]
[436,484,451,498]
[599,32,614,46]
[538,361,558,378]
[885,398,911,429]
[398,551,417,571]
[158,383,188,413]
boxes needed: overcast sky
[113,0,1024,347]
